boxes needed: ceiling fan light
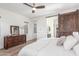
[32,10,35,13]
[32,7,36,11]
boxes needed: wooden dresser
[4,35,26,49]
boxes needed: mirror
[10,25,19,35]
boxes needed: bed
[18,38,76,56]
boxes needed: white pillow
[63,35,77,50]
[73,43,79,56]
[73,32,79,37]
[72,32,79,42]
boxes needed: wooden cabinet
[4,35,26,49]
[58,10,79,37]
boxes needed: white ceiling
[0,3,79,18]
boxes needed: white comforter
[18,38,75,56]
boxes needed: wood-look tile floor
[0,39,37,56]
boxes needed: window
[24,24,28,34]
[34,24,37,33]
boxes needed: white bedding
[18,38,75,56]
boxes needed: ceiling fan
[23,3,45,13]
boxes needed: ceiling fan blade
[35,5,45,9]
[23,3,33,8]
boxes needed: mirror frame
[10,25,19,35]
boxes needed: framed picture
[10,25,19,35]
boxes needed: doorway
[47,16,58,38]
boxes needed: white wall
[32,17,47,39]
[32,16,58,40]
[27,19,37,40]
[0,8,34,49]
[27,20,36,40]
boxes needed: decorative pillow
[73,32,79,36]
[63,35,77,50]
[73,43,79,56]
[57,36,66,46]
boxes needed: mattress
[18,38,75,56]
